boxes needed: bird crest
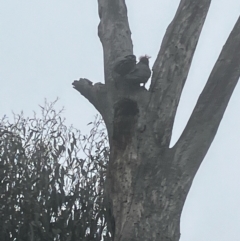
[139,55,151,61]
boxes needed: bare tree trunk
[73,0,240,240]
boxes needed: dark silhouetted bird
[113,55,136,76]
[124,55,151,87]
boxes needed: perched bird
[113,55,136,76]
[124,55,151,87]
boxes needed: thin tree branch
[147,0,211,145]
[174,16,240,176]
[97,0,133,84]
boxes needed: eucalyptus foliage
[0,100,111,241]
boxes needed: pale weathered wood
[72,78,110,120]
[72,1,240,240]
[98,0,133,84]
[148,0,211,146]
[174,16,240,178]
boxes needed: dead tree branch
[148,0,211,145]
[97,0,133,84]
[174,16,240,177]
[72,79,109,118]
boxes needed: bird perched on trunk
[124,55,151,87]
[113,55,136,76]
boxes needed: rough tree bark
[73,1,240,240]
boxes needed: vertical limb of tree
[174,16,240,179]
[148,0,211,146]
[98,0,133,83]
[72,0,240,240]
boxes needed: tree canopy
[0,100,111,241]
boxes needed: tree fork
[73,1,240,240]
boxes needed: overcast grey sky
[1,1,240,240]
